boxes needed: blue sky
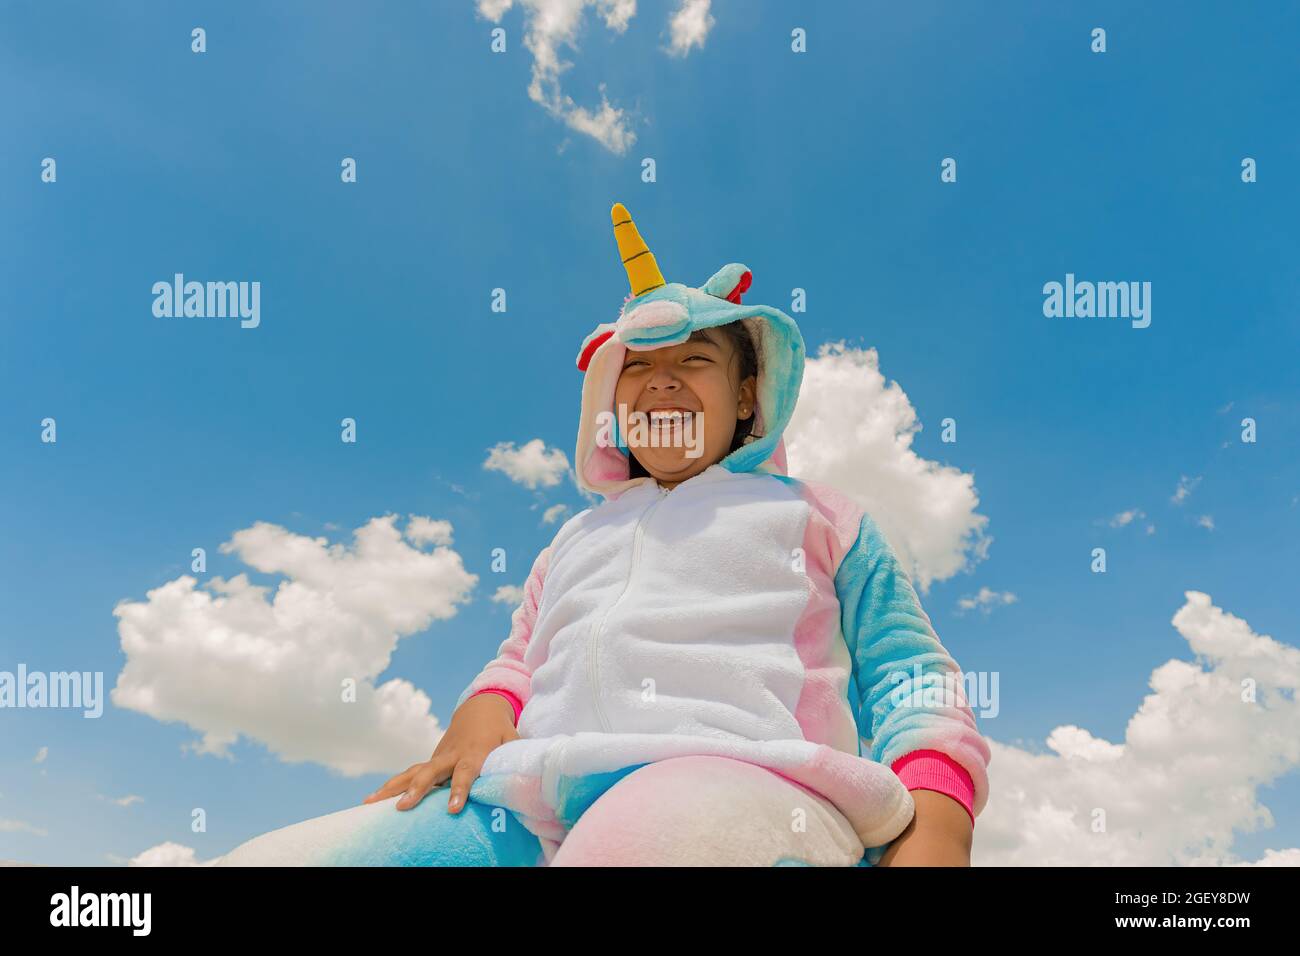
[2,1,1297,866]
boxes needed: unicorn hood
[574,203,806,499]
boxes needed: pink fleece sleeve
[469,688,523,726]
[454,546,551,720]
[890,749,976,828]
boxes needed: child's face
[613,327,757,489]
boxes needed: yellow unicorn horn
[611,202,666,298]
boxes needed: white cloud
[476,0,714,153]
[956,587,1018,616]
[111,515,478,777]
[975,592,1300,866]
[112,795,144,807]
[405,516,454,547]
[559,86,638,155]
[1108,508,1145,528]
[0,818,47,837]
[1235,848,1300,867]
[785,343,990,591]
[33,746,47,764]
[1197,514,1215,531]
[667,0,714,56]
[129,841,215,867]
[491,584,527,606]
[475,0,640,154]
[542,503,570,524]
[1171,474,1202,505]
[484,438,570,489]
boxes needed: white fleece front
[517,463,859,754]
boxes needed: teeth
[648,410,691,423]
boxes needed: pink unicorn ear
[701,263,753,304]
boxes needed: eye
[684,354,712,362]
[623,358,649,369]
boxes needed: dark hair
[627,321,759,479]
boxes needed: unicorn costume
[214,204,991,867]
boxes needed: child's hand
[875,790,973,867]
[361,692,519,814]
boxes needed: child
[214,204,990,867]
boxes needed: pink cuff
[890,749,975,829]
[469,688,523,726]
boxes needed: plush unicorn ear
[577,322,617,372]
[701,263,753,304]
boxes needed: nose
[646,364,682,392]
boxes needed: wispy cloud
[475,0,639,154]
[99,794,144,808]
[1197,514,1216,531]
[1108,508,1146,528]
[541,503,570,524]
[956,587,1018,616]
[475,0,717,153]
[0,818,48,837]
[1171,475,1202,505]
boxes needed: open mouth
[645,409,697,428]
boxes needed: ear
[701,263,753,304]
[738,374,757,419]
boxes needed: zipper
[588,484,670,732]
